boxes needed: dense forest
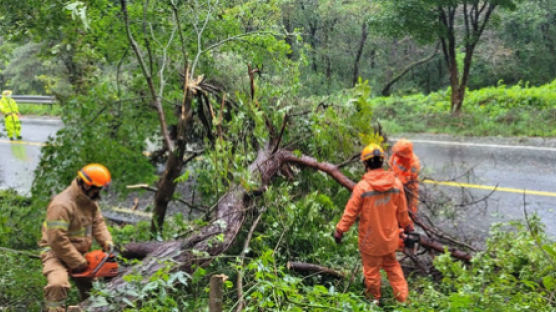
[0,0,555,311]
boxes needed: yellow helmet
[360,143,384,162]
[2,90,12,96]
[78,163,111,187]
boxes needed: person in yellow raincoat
[0,90,22,140]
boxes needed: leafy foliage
[0,253,45,311]
[374,79,556,136]
[17,103,61,116]
[400,218,556,311]
[0,189,40,249]
[31,82,158,204]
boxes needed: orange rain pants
[361,252,408,302]
[336,168,413,302]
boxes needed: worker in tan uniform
[334,143,414,304]
[38,164,114,311]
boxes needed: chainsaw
[71,250,118,278]
[398,229,421,251]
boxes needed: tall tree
[374,0,519,114]
[118,0,290,234]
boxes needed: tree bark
[209,274,228,312]
[352,22,369,87]
[151,83,193,233]
[287,261,345,279]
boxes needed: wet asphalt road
[397,134,556,240]
[1,119,555,239]
[0,117,62,195]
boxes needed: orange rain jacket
[336,169,413,256]
[389,141,420,213]
[39,179,112,270]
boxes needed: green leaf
[543,276,556,291]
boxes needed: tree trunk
[151,90,193,233]
[151,151,185,233]
[352,22,368,87]
[381,46,438,96]
[309,21,319,73]
[282,4,295,60]
[453,46,475,114]
[447,50,462,114]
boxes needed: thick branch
[381,44,439,96]
[287,261,345,279]
[120,0,173,151]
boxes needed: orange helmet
[78,163,111,187]
[360,143,384,162]
[392,139,413,158]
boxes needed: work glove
[104,241,114,254]
[71,261,89,274]
[404,224,414,234]
[333,230,343,244]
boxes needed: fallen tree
[81,144,473,310]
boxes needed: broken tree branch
[235,205,267,312]
[287,261,345,279]
[126,183,206,213]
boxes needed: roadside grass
[373,79,556,137]
[17,102,62,116]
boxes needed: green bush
[0,190,42,249]
[18,103,62,116]
[0,253,45,311]
[400,217,556,311]
[373,80,556,137]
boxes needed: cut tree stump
[209,274,228,312]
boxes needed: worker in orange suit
[389,139,420,214]
[38,164,114,312]
[334,143,414,304]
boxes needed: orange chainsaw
[71,250,119,278]
[398,228,421,252]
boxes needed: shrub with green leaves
[399,217,556,311]
[374,79,556,137]
[0,189,41,249]
[0,252,45,311]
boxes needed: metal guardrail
[11,95,56,104]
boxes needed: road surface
[1,119,555,239]
[0,117,62,194]
[397,134,556,240]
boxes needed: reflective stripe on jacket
[336,169,413,256]
[38,179,112,269]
